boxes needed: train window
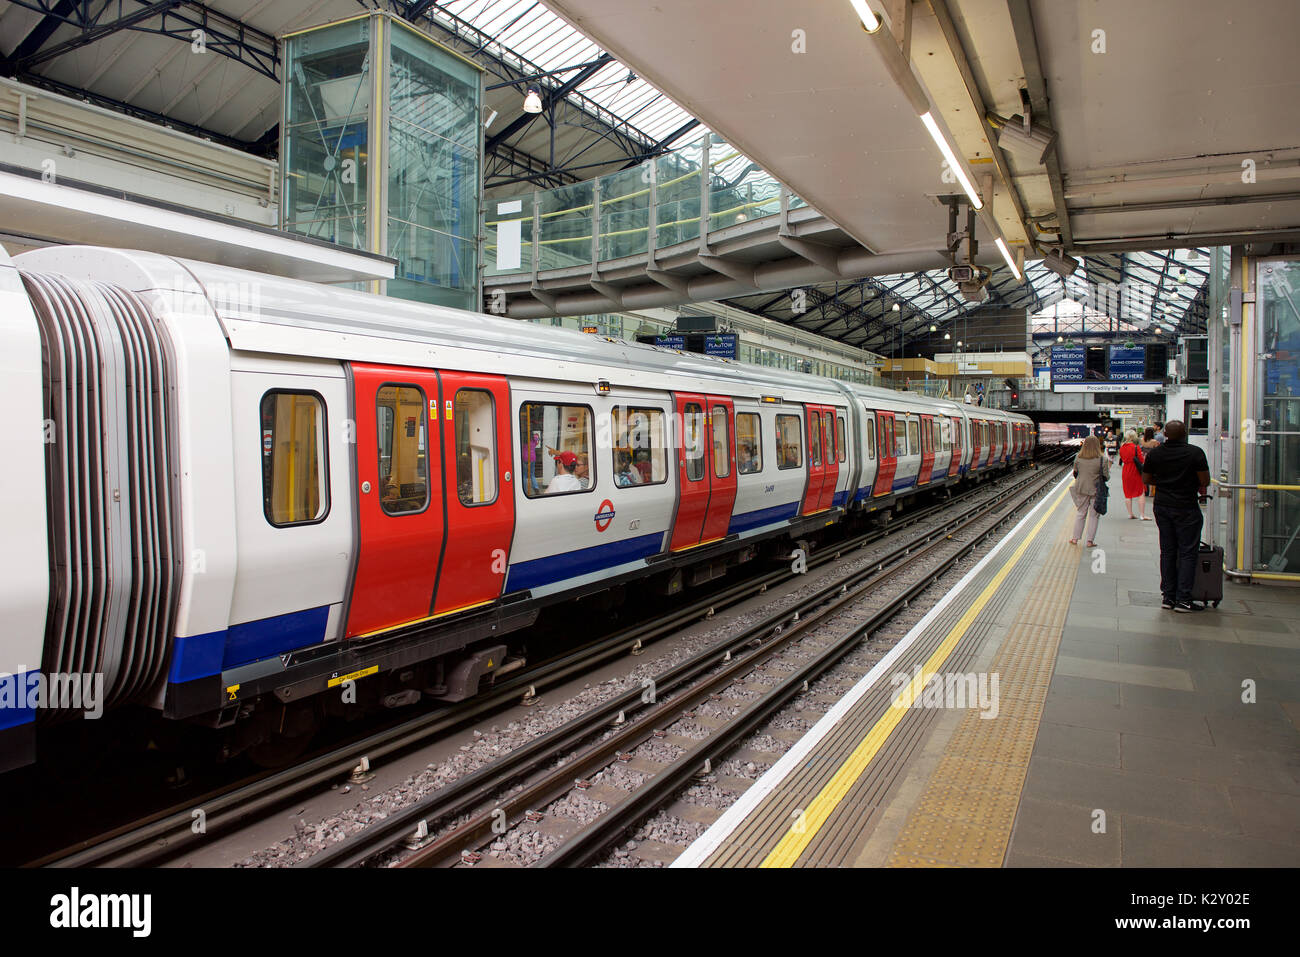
[882,417,893,459]
[712,405,731,479]
[776,414,802,469]
[809,412,821,465]
[822,412,835,464]
[454,390,496,507]
[866,417,875,460]
[736,412,762,473]
[907,418,919,456]
[836,414,847,463]
[261,391,329,526]
[612,406,667,487]
[684,403,706,481]
[520,403,594,498]
[376,385,429,516]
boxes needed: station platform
[675,470,1300,868]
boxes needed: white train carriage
[0,245,1034,769]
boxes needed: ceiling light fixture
[854,8,984,212]
[995,237,1023,281]
[920,111,984,210]
[848,0,881,31]
[892,302,901,312]
[523,88,543,114]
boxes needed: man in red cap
[547,450,582,493]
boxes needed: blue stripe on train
[0,671,37,730]
[506,531,665,593]
[892,476,916,491]
[728,501,799,535]
[167,605,331,684]
[832,490,848,508]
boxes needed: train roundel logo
[594,499,616,532]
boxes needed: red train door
[346,364,444,638]
[918,414,935,485]
[873,411,897,496]
[970,419,983,472]
[433,372,515,616]
[801,404,828,514]
[819,409,839,510]
[670,393,711,550]
[949,416,962,477]
[700,396,737,544]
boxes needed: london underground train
[0,246,1035,769]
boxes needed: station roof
[1,1,1291,355]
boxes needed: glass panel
[908,418,920,455]
[883,417,894,458]
[712,405,730,478]
[1257,258,1300,571]
[538,181,594,270]
[737,412,762,473]
[261,392,329,526]
[598,164,650,260]
[520,403,593,497]
[387,219,475,308]
[707,133,781,231]
[612,406,666,486]
[684,403,705,481]
[867,417,875,459]
[809,411,821,465]
[837,415,847,463]
[656,135,704,248]
[455,390,496,506]
[777,414,802,469]
[376,385,428,514]
[282,21,372,249]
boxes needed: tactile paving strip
[698,483,1072,867]
[884,519,1079,867]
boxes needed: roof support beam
[485,52,614,152]
[1005,0,1073,249]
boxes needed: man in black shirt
[1141,421,1211,611]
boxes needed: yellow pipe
[1237,255,1249,572]
[1248,572,1300,582]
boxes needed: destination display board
[704,333,738,359]
[1049,346,1086,382]
[654,335,686,349]
[1108,345,1147,381]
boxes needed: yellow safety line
[759,484,1071,868]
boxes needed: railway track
[304,461,1066,868]
[35,452,1066,869]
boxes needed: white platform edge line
[670,471,1072,868]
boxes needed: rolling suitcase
[1192,542,1224,608]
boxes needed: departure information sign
[1050,346,1086,382]
[704,333,738,359]
[655,335,686,349]
[1108,345,1147,381]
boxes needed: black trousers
[1153,502,1203,603]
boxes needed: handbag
[1094,464,1109,515]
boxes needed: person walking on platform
[1141,420,1211,612]
[1069,435,1109,547]
[1119,430,1149,520]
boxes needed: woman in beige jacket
[1070,435,1110,547]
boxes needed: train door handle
[361,481,372,494]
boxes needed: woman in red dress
[1119,430,1149,520]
